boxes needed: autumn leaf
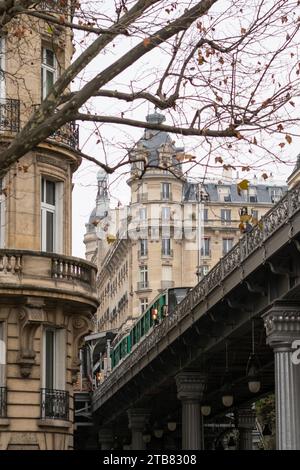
[107,234,117,244]
[237,179,249,191]
[279,142,285,148]
[143,38,151,47]
[277,123,284,131]
[215,156,223,164]
[261,173,268,180]
[241,27,247,34]
[285,134,292,144]
[253,136,258,145]
[241,166,250,172]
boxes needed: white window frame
[41,47,58,99]
[43,327,66,391]
[140,298,148,314]
[162,207,170,220]
[0,322,6,386]
[140,265,148,287]
[162,238,171,256]
[41,177,63,253]
[0,178,5,248]
[140,238,148,256]
[139,207,147,220]
[223,238,234,255]
[162,182,171,200]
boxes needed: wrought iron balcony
[40,388,69,420]
[32,104,79,150]
[0,387,7,417]
[0,98,20,133]
[50,121,79,150]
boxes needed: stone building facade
[0,9,98,449]
[84,112,287,335]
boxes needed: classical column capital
[175,370,207,402]
[127,408,150,431]
[262,302,300,350]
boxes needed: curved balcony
[0,249,98,308]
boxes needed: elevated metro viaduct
[92,185,300,450]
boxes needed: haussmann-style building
[0,6,98,450]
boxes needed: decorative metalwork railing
[32,104,79,150]
[0,387,7,417]
[0,99,20,133]
[93,184,300,401]
[50,121,79,150]
[40,388,69,420]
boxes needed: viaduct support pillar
[263,302,300,450]
[127,408,150,450]
[175,370,206,450]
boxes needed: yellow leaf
[240,214,251,223]
[106,234,117,244]
[237,179,249,191]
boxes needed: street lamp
[221,343,234,407]
[246,320,261,393]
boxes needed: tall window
[249,187,257,203]
[161,182,171,200]
[140,298,148,314]
[162,238,171,256]
[0,178,5,248]
[221,209,231,224]
[201,238,211,257]
[0,322,5,387]
[41,48,58,99]
[43,328,65,390]
[223,238,234,255]
[140,239,148,257]
[270,188,283,204]
[139,207,147,221]
[41,177,63,253]
[0,37,5,99]
[162,207,170,220]
[139,266,148,288]
[202,208,208,222]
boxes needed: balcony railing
[137,281,149,290]
[162,249,173,257]
[137,193,148,203]
[0,387,7,417]
[50,121,79,150]
[32,104,79,150]
[161,280,175,289]
[40,388,69,420]
[0,99,20,133]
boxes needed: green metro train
[111,287,190,369]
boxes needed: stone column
[263,303,300,450]
[127,409,150,450]
[98,427,114,450]
[236,406,255,450]
[175,370,206,450]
